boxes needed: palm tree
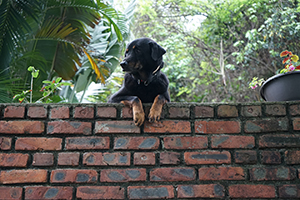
[0,0,134,102]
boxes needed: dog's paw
[148,109,161,123]
[134,111,145,126]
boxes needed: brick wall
[1,102,300,199]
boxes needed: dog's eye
[135,49,141,54]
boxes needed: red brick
[194,106,214,118]
[50,106,69,119]
[97,106,117,118]
[47,121,91,135]
[177,184,224,198]
[249,167,296,181]
[144,120,191,133]
[261,151,281,164]
[198,167,245,180]
[4,106,25,118]
[163,136,208,149]
[168,106,190,118]
[25,186,73,200]
[265,104,286,116]
[285,150,300,164]
[50,169,97,183]
[83,152,130,166]
[0,187,22,200]
[150,167,196,182]
[211,135,255,149]
[259,134,300,148]
[128,186,174,199]
[217,105,238,117]
[229,184,276,198]
[58,152,80,166]
[245,118,288,133]
[0,121,44,134]
[74,106,94,118]
[241,105,262,117]
[290,104,300,116]
[293,118,300,130]
[65,137,109,150]
[0,153,29,167]
[0,137,12,150]
[32,153,54,166]
[77,186,124,200]
[95,121,140,134]
[279,184,300,198]
[100,168,146,182]
[121,106,133,119]
[114,137,159,150]
[27,106,47,118]
[0,169,47,184]
[134,152,156,165]
[195,120,240,134]
[160,152,180,165]
[15,137,62,151]
[185,151,231,165]
[235,150,257,164]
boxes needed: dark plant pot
[260,71,300,101]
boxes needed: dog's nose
[120,61,128,68]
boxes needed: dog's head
[120,38,166,84]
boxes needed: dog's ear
[149,41,166,61]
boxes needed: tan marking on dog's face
[134,61,143,70]
[132,45,136,49]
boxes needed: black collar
[134,65,161,86]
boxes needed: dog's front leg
[121,97,145,126]
[149,95,167,123]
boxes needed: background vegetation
[1,0,300,103]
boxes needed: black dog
[108,38,170,126]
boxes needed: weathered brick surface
[229,184,276,198]
[217,105,238,117]
[65,136,109,150]
[160,152,180,165]
[195,120,240,134]
[114,136,159,150]
[77,186,124,200]
[47,121,91,135]
[245,118,288,133]
[0,121,44,134]
[25,186,73,200]
[1,103,300,200]
[0,187,22,200]
[185,151,231,165]
[0,137,12,150]
[74,106,94,119]
[15,137,62,151]
[0,153,29,167]
[177,184,224,198]
[249,167,296,181]
[163,136,208,149]
[128,186,174,199]
[97,106,117,118]
[144,120,191,133]
[95,121,140,134]
[50,169,97,183]
[83,152,130,166]
[235,150,257,164]
[58,152,80,166]
[198,167,245,180]
[0,170,47,184]
[134,152,156,165]
[100,168,146,182]
[4,106,25,118]
[27,106,47,118]
[150,167,196,182]
[32,153,54,167]
[211,135,255,149]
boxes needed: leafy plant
[13,66,71,103]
